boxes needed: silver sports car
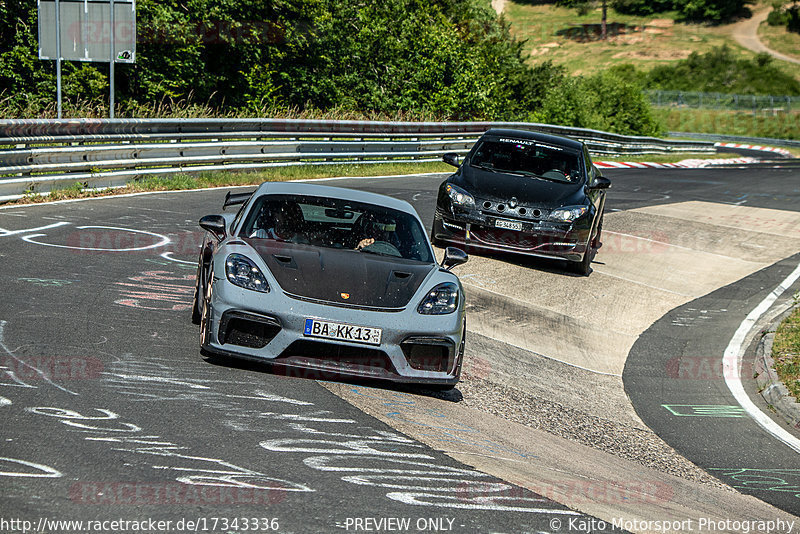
[192,182,469,388]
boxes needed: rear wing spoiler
[223,190,255,210]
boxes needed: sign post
[38,0,136,119]
[55,0,62,118]
[109,0,114,118]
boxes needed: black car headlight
[549,206,588,223]
[445,184,475,208]
[418,282,459,315]
[225,254,269,293]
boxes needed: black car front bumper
[432,209,591,262]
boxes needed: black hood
[458,164,585,206]
[245,240,435,309]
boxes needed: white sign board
[38,0,136,63]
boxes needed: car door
[583,146,606,233]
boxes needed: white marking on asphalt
[0,222,70,236]
[0,457,62,478]
[723,260,800,454]
[259,412,357,424]
[0,321,78,395]
[225,391,314,406]
[104,373,210,389]
[21,226,170,251]
[160,251,195,264]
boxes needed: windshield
[240,195,434,263]
[470,138,582,183]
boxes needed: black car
[431,128,611,275]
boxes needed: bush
[767,2,800,32]
[532,70,663,136]
[612,0,675,16]
[645,46,800,95]
[673,0,752,22]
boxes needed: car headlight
[445,184,475,208]
[225,254,269,293]
[549,206,588,223]
[418,282,459,315]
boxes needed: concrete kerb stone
[754,306,800,431]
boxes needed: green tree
[612,0,675,16]
[645,46,800,94]
[532,70,662,136]
[673,0,752,22]
[556,0,610,39]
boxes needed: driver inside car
[354,215,399,251]
[249,202,307,243]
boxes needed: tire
[191,253,204,324]
[592,210,604,249]
[570,238,593,276]
[199,270,213,350]
[191,275,202,325]
[199,296,210,348]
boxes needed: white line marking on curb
[723,260,800,454]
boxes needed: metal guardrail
[0,118,716,202]
[669,131,800,149]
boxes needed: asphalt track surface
[0,185,613,533]
[0,161,799,531]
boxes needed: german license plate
[495,219,523,231]
[304,319,382,346]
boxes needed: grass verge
[772,302,800,400]
[7,150,762,207]
[758,20,800,62]
[656,108,800,140]
[9,161,453,205]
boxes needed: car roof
[482,128,585,151]
[252,181,418,216]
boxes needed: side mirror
[589,176,611,189]
[442,153,460,168]
[199,214,227,241]
[442,247,468,270]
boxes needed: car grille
[219,311,281,349]
[480,201,548,220]
[401,337,455,373]
[471,227,542,249]
[278,340,396,372]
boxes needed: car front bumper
[432,209,590,262]
[202,278,465,386]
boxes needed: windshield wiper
[357,248,396,257]
[471,163,499,173]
